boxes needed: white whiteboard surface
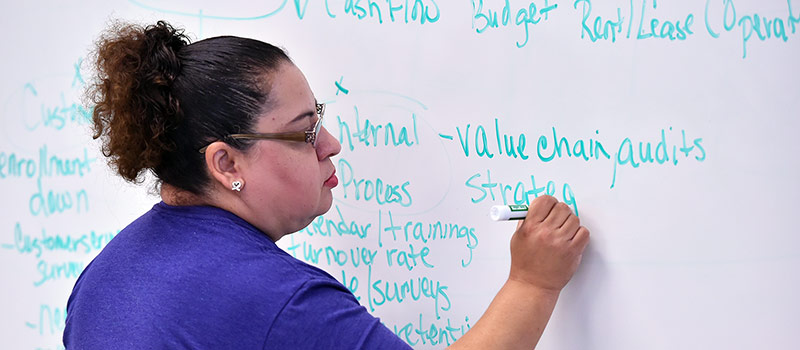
[1,0,799,349]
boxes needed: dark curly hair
[88,20,290,194]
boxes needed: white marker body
[490,204,529,221]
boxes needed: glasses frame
[199,103,325,153]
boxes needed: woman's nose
[316,126,341,160]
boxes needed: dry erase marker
[490,204,529,221]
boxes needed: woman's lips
[324,171,338,188]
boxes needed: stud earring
[231,180,243,192]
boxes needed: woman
[64,21,589,349]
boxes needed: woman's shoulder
[65,202,345,348]
[86,201,324,288]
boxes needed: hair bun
[89,20,191,183]
[142,21,187,86]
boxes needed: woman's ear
[203,141,245,192]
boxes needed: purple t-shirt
[64,202,411,349]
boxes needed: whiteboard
[1,0,798,349]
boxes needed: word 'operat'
[444,121,706,188]
[472,0,558,48]
[706,0,800,58]
[328,0,440,24]
[336,107,420,151]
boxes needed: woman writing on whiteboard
[64,21,590,349]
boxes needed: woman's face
[237,62,341,240]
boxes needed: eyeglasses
[199,103,325,153]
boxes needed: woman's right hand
[448,195,590,350]
[509,195,590,293]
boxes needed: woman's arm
[449,195,590,349]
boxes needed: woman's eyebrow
[287,110,315,125]
[286,101,319,125]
